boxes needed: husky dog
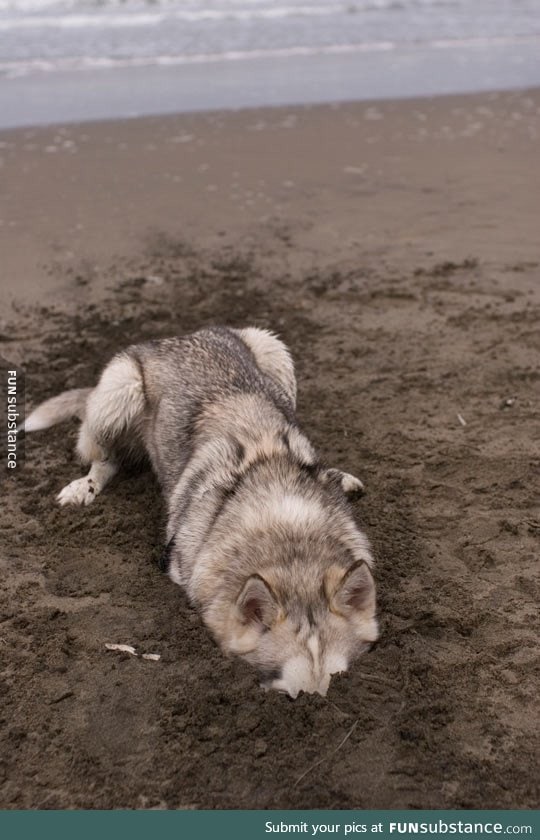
[24,327,378,697]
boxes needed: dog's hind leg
[235,327,297,407]
[57,457,118,507]
[57,353,145,507]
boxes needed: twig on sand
[105,643,137,656]
[104,643,161,660]
[294,719,359,788]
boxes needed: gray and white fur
[24,327,378,697]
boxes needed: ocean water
[2,0,540,78]
[1,0,540,126]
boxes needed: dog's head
[219,552,378,698]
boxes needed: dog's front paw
[339,472,365,496]
[57,477,97,507]
[319,468,365,497]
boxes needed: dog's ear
[227,575,279,654]
[326,562,376,616]
[236,575,279,628]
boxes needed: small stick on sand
[457,413,467,427]
[105,643,161,661]
[105,643,138,656]
[294,719,359,788]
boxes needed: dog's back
[130,327,297,495]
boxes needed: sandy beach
[1,89,539,808]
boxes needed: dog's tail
[23,388,92,433]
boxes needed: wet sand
[0,90,539,809]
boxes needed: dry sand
[0,90,539,809]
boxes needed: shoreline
[1,39,540,130]
[2,83,540,136]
